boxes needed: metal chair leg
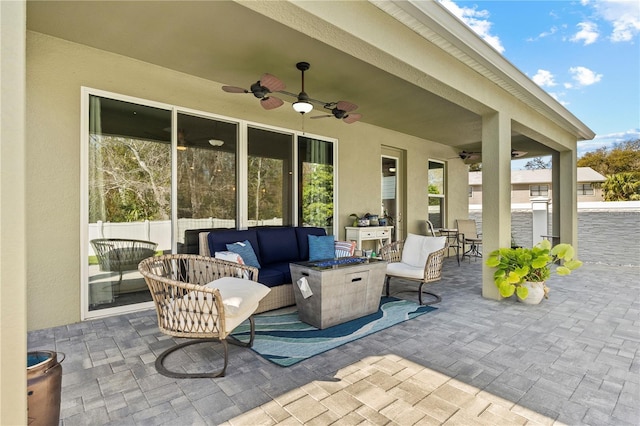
[155,338,228,378]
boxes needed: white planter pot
[517,281,546,304]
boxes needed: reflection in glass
[176,113,238,250]
[88,95,171,311]
[248,127,293,226]
[299,137,334,233]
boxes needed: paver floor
[28,259,640,425]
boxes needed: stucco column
[557,150,579,250]
[551,151,561,241]
[1,1,28,424]
[481,112,511,300]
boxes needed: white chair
[456,219,482,262]
[138,254,269,378]
[379,234,447,305]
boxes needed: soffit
[26,0,591,156]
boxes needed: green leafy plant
[486,240,582,300]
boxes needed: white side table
[345,226,393,252]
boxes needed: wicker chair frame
[138,254,260,378]
[379,240,447,305]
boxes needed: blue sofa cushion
[257,227,299,265]
[208,229,261,264]
[308,235,336,261]
[295,227,327,261]
[255,267,286,288]
[226,240,261,269]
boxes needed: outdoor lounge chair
[138,254,269,378]
[90,238,158,292]
[379,234,447,305]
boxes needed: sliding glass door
[84,89,337,318]
[87,95,171,312]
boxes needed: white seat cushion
[387,262,425,280]
[168,278,270,334]
[401,234,446,268]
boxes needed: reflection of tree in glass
[302,163,333,227]
[177,146,236,219]
[89,136,171,222]
[248,156,283,221]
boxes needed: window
[577,183,594,195]
[468,186,473,197]
[298,136,334,233]
[428,160,446,229]
[530,185,549,196]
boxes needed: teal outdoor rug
[230,297,436,367]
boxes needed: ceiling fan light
[293,100,313,114]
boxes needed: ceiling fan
[222,73,286,110]
[454,149,528,161]
[311,101,362,124]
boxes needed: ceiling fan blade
[260,96,284,110]
[222,86,248,93]
[336,101,358,112]
[260,74,285,92]
[511,149,527,158]
[310,114,332,119]
[343,113,362,124]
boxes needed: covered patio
[3,1,598,422]
[28,259,639,425]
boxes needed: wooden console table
[345,226,393,252]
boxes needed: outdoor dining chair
[138,254,269,378]
[379,234,447,305]
[455,219,483,262]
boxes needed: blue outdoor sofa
[197,226,327,313]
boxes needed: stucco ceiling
[26,0,551,158]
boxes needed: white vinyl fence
[88,217,282,256]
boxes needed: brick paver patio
[28,259,639,425]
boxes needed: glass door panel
[176,113,238,252]
[247,127,293,226]
[87,95,171,312]
[298,136,334,234]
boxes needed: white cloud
[578,128,640,156]
[570,22,600,45]
[591,0,640,42]
[439,0,505,53]
[568,66,603,87]
[532,69,557,87]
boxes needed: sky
[438,0,640,168]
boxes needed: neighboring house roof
[468,167,606,185]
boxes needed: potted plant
[486,239,582,304]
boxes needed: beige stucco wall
[26,31,467,330]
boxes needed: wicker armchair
[379,235,447,305]
[90,238,157,292]
[138,254,269,378]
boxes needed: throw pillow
[226,240,261,269]
[308,235,336,261]
[214,251,245,265]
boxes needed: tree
[601,173,640,201]
[524,157,551,170]
[578,138,640,201]
[577,139,640,176]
